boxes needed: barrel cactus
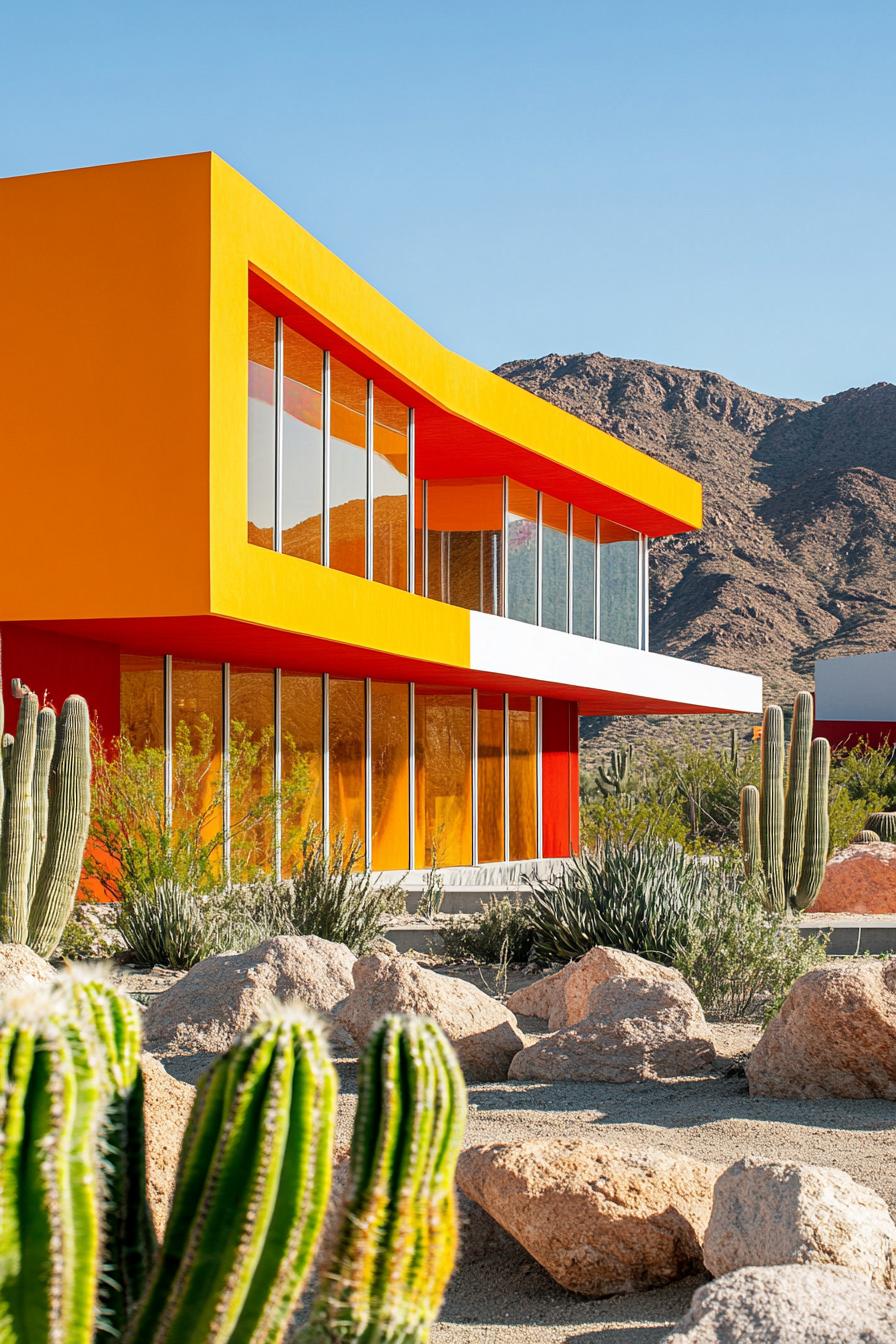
[867,811,896,844]
[0,671,91,955]
[0,974,466,1344]
[740,692,830,912]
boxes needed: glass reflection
[373,389,409,589]
[507,481,537,624]
[477,691,504,863]
[247,301,275,550]
[600,520,641,648]
[282,326,323,563]
[426,478,503,614]
[371,681,410,869]
[329,677,366,858]
[541,494,569,632]
[414,687,473,867]
[571,507,596,638]
[281,673,324,873]
[329,359,367,578]
[229,668,275,879]
[508,694,537,860]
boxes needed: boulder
[509,975,715,1082]
[0,943,56,997]
[338,953,525,1080]
[814,843,896,914]
[457,1138,719,1297]
[142,936,356,1055]
[506,945,683,1030]
[704,1158,896,1288]
[747,959,896,1099]
[661,1264,896,1343]
[141,1053,195,1237]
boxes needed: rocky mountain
[495,353,896,748]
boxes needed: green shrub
[674,870,828,1019]
[116,879,217,969]
[526,837,712,965]
[580,793,689,849]
[439,897,536,965]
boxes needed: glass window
[282,326,323,564]
[373,389,409,589]
[329,359,367,578]
[426,478,503,615]
[508,695,537,860]
[414,478,425,596]
[414,688,473,867]
[541,494,569,632]
[247,302,276,550]
[281,673,324,874]
[229,668,275,879]
[600,520,641,648]
[476,692,505,864]
[371,681,410,870]
[120,654,164,750]
[571,507,597,638]
[507,480,537,624]
[329,677,366,859]
[171,661,224,861]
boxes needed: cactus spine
[868,811,896,843]
[0,670,91,955]
[594,744,634,797]
[740,693,831,912]
[855,828,883,844]
[306,1014,466,1344]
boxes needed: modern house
[0,153,761,876]
[814,652,896,749]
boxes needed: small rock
[142,936,356,1055]
[457,1138,719,1296]
[661,1264,896,1343]
[141,1053,194,1237]
[747,959,896,1099]
[814,843,896,914]
[509,975,715,1082]
[338,953,525,1080]
[704,1158,896,1288]
[0,943,56,996]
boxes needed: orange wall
[0,154,214,621]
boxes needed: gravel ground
[127,963,896,1344]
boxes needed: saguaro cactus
[739,691,830,912]
[594,744,634,797]
[0,672,91,955]
[305,1014,467,1344]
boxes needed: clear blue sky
[3,1,894,401]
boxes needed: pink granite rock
[814,842,896,914]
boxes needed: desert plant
[525,836,711,965]
[854,828,883,845]
[580,791,690,849]
[0,972,465,1344]
[740,692,831,912]
[594,744,634,796]
[304,1014,466,1344]
[116,878,218,969]
[0,678,91,956]
[439,896,536,965]
[867,810,896,843]
[673,868,828,1020]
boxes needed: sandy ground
[133,964,896,1344]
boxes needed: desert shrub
[647,741,759,849]
[233,828,388,955]
[116,879,218,970]
[439,897,536,965]
[831,739,896,808]
[580,793,689,849]
[526,836,713,965]
[674,870,828,1019]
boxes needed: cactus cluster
[739,691,831,913]
[594,744,634,797]
[0,973,465,1344]
[0,674,91,956]
[867,811,896,844]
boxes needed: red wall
[541,698,580,857]
[815,719,896,751]
[0,624,121,740]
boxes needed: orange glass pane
[171,661,223,864]
[229,668,275,879]
[477,692,504,863]
[414,478,425,595]
[329,359,367,578]
[329,677,366,859]
[414,687,472,867]
[373,388,408,589]
[426,478,503,614]
[119,653,164,749]
[283,326,323,564]
[508,695,537,860]
[247,301,275,550]
[281,673,324,873]
[371,681,410,869]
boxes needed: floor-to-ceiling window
[247,301,276,551]
[229,668,275,879]
[120,653,164,750]
[370,681,410,869]
[372,390,410,589]
[426,478,503,615]
[541,494,569,632]
[329,676,366,857]
[507,481,538,624]
[600,519,641,648]
[281,673,324,872]
[476,691,505,863]
[282,326,324,563]
[329,361,367,578]
[414,687,473,867]
[508,695,538,860]
[571,507,597,638]
[171,660,224,862]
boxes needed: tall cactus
[305,1014,467,1344]
[739,692,831,912]
[594,744,634,797]
[0,666,91,955]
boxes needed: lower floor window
[119,654,562,875]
